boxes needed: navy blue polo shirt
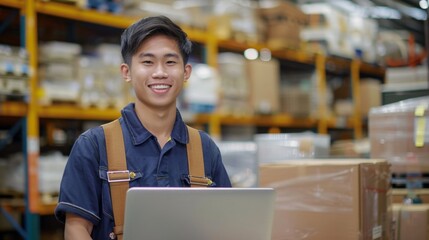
[55,103,231,239]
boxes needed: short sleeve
[54,131,103,225]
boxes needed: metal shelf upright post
[351,59,363,139]
[316,54,328,134]
[24,0,41,239]
[0,119,28,239]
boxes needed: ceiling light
[244,48,258,60]
[260,48,272,61]
[420,0,428,10]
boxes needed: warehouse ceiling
[295,0,428,47]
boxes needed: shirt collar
[121,103,188,145]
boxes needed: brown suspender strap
[186,126,212,187]
[103,121,210,239]
[102,119,128,240]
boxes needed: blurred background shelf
[1,198,56,216]
[0,102,27,117]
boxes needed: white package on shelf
[184,63,220,113]
[255,132,330,164]
[39,80,81,105]
[39,41,82,61]
[0,152,67,195]
[38,152,68,194]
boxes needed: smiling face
[121,34,192,112]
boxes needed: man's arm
[65,213,93,240]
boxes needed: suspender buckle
[107,170,131,183]
[189,175,213,186]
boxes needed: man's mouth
[150,84,171,90]
[149,84,171,93]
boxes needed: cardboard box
[360,79,381,116]
[330,138,370,158]
[369,97,429,172]
[218,52,252,115]
[246,59,280,114]
[257,1,308,48]
[392,204,429,240]
[257,1,308,26]
[259,159,391,240]
[280,86,311,117]
[266,22,302,49]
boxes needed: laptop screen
[123,187,275,240]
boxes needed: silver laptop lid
[123,187,275,240]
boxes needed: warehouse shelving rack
[1,1,39,239]
[0,1,386,239]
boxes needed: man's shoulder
[78,124,105,144]
[82,124,104,136]
[196,130,220,153]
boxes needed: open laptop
[123,187,275,240]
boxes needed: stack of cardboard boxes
[392,204,429,240]
[370,96,429,240]
[257,2,308,50]
[259,159,391,240]
[247,59,281,114]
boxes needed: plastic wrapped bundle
[369,96,429,173]
[184,64,220,113]
[217,141,257,187]
[255,132,330,164]
[0,152,67,195]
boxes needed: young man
[55,16,232,239]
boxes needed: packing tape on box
[415,104,427,147]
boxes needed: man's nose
[152,65,168,79]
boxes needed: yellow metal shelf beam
[38,105,120,120]
[192,113,318,128]
[34,1,208,43]
[0,102,27,117]
[326,117,355,129]
[35,1,135,29]
[0,0,24,9]
[218,39,316,65]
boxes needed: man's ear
[121,63,131,82]
[184,64,192,82]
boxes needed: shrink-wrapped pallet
[369,96,429,173]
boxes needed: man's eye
[143,60,153,65]
[166,61,176,65]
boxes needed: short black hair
[120,15,192,66]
